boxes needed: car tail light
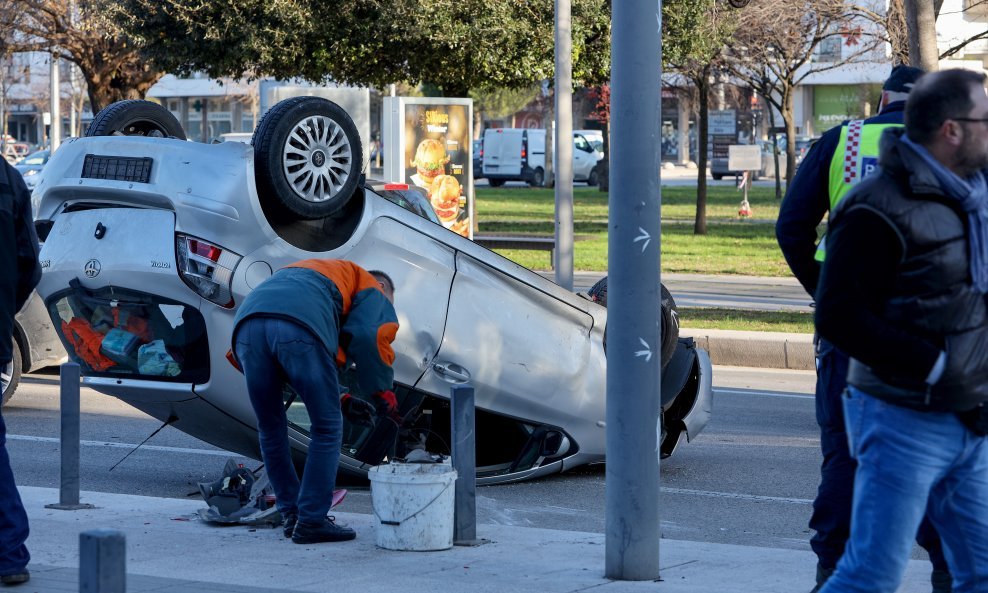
[175,234,242,308]
[383,183,409,190]
[521,147,527,159]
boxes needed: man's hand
[373,390,403,424]
[340,393,376,426]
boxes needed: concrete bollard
[451,384,484,546]
[46,361,94,510]
[79,529,126,593]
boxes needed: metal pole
[451,384,481,546]
[47,362,94,510]
[605,0,663,581]
[50,53,61,151]
[554,0,574,290]
[79,529,126,593]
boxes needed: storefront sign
[383,97,473,238]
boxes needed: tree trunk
[542,95,555,188]
[599,122,610,192]
[694,71,710,236]
[764,100,782,199]
[904,0,939,71]
[783,87,797,187]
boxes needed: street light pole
[605,0,663,581]
[554,0,574,290]
[50,53,61,151]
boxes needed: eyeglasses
[952,117,988,125]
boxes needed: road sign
[728,144,761,171]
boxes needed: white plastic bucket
[368,462,458,551]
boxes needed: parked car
[14,149,51,190]
[711,135,816,181]
[472,139,483,180]
[33,98,711,484]
[2,142,31,165]
[3,292,68,405]
[482,128,604,187]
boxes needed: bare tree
[726,0,881,186]
[0,0,163,113]
[857,0,988,68]
[905,0,940,69]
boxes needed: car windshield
[20,150,49,166]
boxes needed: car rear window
[48,282,209,383]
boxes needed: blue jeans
[811,340,946,572]
[0,409,30,576]
[234,317,342,525]
[820,387,988,593]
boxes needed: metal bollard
[79,529,126,593]
[46,362,94,510]
[451,384,484,546]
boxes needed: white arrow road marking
[634,227,651,252]
[635,337,653,362]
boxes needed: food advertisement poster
[383,97,473,238]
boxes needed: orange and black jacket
[232,259,398,394]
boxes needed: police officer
[776,65,951,593]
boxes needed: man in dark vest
[816,68,988,592]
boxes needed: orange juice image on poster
[404,104,471,237]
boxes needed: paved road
[5,366,821,552]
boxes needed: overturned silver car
[33,98,711,484]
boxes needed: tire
[488,178,505,187]
[587,167,599,187]
[86,100,186,140]
[711,173,723,181]
[587,276,679,369]
[1,342,22,407]
[530,167,545,187]
[252,96,363,221]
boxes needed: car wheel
[488,179,505,187]
[711,173,723,181]
[587,276,679,369]
[587,167,599,187]
[1,343,22,406]
[86,100,186,140]
[530,167,545,187]
[252,96,363,221]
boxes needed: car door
[414,251,595,426]
[572,134,593,180]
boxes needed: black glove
[374,390,403,425]
[340,393,376,427]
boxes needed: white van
[482,128,604,187]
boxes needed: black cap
[883,65,925,93]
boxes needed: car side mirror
[540,430,571,457]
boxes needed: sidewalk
[18,486,932,593]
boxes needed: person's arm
[815,206,942,381]
[775,127,840,297]
[9,162,40,312]
[340,288,399,395]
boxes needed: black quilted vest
[838,129,988,411]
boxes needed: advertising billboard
[383,97,473,238]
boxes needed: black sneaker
[0,569,30,585]
[282,510,298,539]
[291,516,356,544]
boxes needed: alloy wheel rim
[1,361,12,396]
[282,115,352,204]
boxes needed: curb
[682,328,814,371]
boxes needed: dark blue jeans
[234,317,342,526]
[820,388,988,593]
[0,408,30,576]
[811,339,947,572]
